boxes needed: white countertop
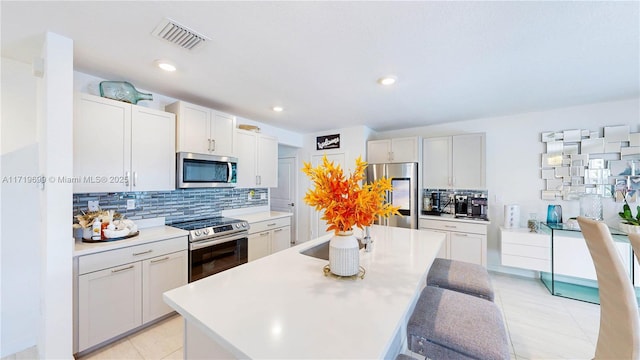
[420,213,491,225]
[74,225,188,257]
[232,210,292,223]
[163,225,445,359]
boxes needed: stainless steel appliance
[171,217,249,282]
[455,195,468,217]
[177,152,238,188]
[467,197,488,219]
[366,162,418,229]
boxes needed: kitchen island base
[164,226,446,359]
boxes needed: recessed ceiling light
[155,60,176,72]
[272,106,284,112]
[378,76,397,86]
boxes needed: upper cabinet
[367,137,420,163]
[234,129,278,188]
[423,133,486,189]
[73,93,176,193]
[165,101,235,156]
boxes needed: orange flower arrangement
[302,155,400,234]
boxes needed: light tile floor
[5,273,601,360]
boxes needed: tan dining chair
[577,216,640,359]
[629,232,640,265]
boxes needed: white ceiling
[2,1,639,133]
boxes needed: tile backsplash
[73,188,268,225]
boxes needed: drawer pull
[444,225,457,229]
[150,256,170,264]
[111,265,134,273]
[457,233,468,237]
[267,223,277,226]
[132,249,153,256]
[260,232,270,236]
[274,228,283,232]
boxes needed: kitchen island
[163,225,445,359]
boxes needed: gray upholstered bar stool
[426,258,495,301]
[407,286,510,359]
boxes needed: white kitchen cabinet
[74,93,176,193]
[500,227,551,272]
[234,129,278,188]
[422,133,485,189]
[419,218,487,267]
[166,101,235,156]
[76,236,187,352]
[78,261,142,352]
[247,217,291,261]
[142,250,188,323]
[367,137,420,163]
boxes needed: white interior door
[271,157,298,244]
[310,153,345,239]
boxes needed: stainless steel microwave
[177,152,237,188]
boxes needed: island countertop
[163,225,445,359]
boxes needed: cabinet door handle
[125,171,130,187]
[133,171,138,187]
[259,232,270,236]
[132,249,152,256]
[111,264,134,273]
[274,228,283,233]
[150,256,170,263]
[211,139,216,151]
[208,139,212,152]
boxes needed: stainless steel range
[171,217,249,282]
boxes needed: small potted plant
[618,194,640,234]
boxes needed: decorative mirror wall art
[540,125,640,201]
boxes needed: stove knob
[203,228,210,235]
[242,222,247,228]
[194,230,202,236]
[235,223,240,228]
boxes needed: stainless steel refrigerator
[366,162,418,229]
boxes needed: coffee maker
[454,195,468,217]
[467,197,488,219]
[422,192,442,215]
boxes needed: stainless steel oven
[170,217,249,282]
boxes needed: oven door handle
[190,232,248,250]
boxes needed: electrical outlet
[88,200,99,211]
[126,199,136,210]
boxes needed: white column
[37,31,74,359]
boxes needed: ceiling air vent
[152,18,209,51]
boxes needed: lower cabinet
[76,237,187,352]
[419,218,487,267]
[248,217,291,261]
[500,227,551,272]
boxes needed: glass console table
[539,222,638,304]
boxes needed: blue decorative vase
[546,205,563,224]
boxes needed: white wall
[377,98,640,273]
[1,58,41,357]
[0,32,75,359]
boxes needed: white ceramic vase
[329,230,360,276]
[620,222,640,234]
